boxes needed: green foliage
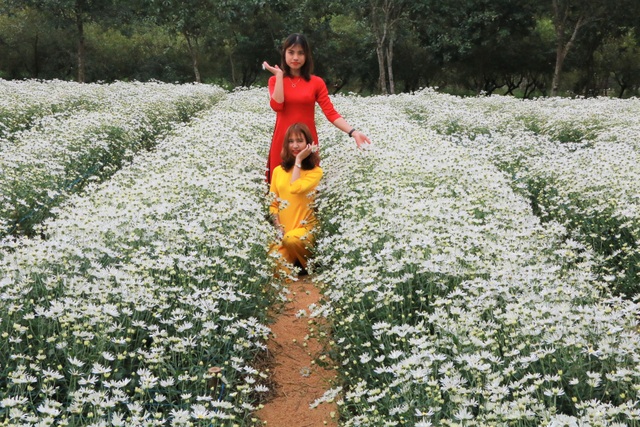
[535,17,555,45]
[320,14,376,92]
[0,7,75,79]
[0,0,640,94]
[84,23,193,82]
[594,30,640,97]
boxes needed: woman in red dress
[262,33,371,182]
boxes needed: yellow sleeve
[289,167,323,194]
[269,167,280,215]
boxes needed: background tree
[546,0,640,96]
[0,6,63,79]
[282,0,378,93]
[213,0,291,87]
[84,22,192,82]
[144,0,276,84]
[348,0,412,94]
[144,0,220,83]
[559,0,640,96]
[6,0,121,82]
[324,14,378,93]
[413,0,540,95]
[1,0,639,96]
[257,0,378,92]
[595,30,640,97]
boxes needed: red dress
[267,75,342,181]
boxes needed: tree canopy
[1,0,639,97]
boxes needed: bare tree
[367,0,408,94]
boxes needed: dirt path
[255,276,339,426]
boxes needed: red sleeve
[290,167,323,194]
[268,76,284,111]
[314,77,342,122]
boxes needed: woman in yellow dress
[269,122,322,276]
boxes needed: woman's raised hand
[262,61,282,77]
[296,144,315,162]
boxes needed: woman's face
[285,44,306,74]
[287,132,307,156]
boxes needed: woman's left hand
[296,144,315,162]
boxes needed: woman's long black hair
[280,33,314,81]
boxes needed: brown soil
[255,276,339,427]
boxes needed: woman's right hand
[263,61,282,77]
[264,61,285,104]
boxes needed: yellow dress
[269,165,323,270]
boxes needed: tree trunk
[223,39,237,85]
[185,33,201,83]
[523,81,535,99]
[376,42,388,94]
[33,33,40,78]
[331,78,348,94]
[229,54,236,86]
[551,46,566,96]
[618,84,627,98]
[386,39,395,95]
[76,13,85,83]
[370,0,406,95]
[371,0,390,95]
[551,3,584,96]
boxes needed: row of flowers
[403,90,640,296]
[3,83,639,426]
[0,79,110,138]
[310,93,640,426]
[0,89,277,426]
[0,81,225,237]
[0,80,216,138]
[402,89,640,145]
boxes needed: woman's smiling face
[287,132,307,156]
